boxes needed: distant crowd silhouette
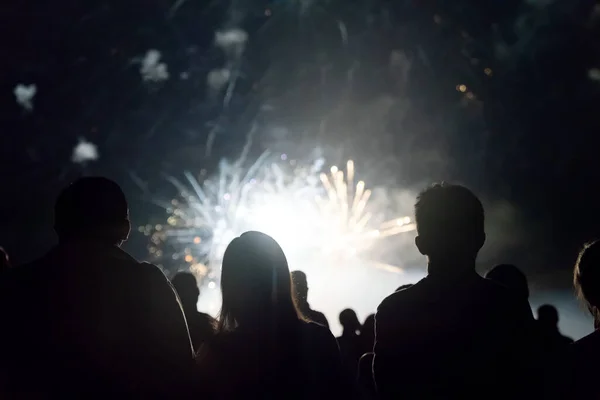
[0,177,596,399]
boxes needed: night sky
[2,0,600,334]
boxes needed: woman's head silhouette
[219,231,299,331]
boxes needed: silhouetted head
[54,177,130,246]
[219,231,299,331]
[415,183,485,269]
[395,284,413,292]
[0,247,10,271]
[291,270,308,302]
[575,240,600,321]
[171,272,200,310]
[361,314,376,343]
[339,309,361,335]
[486,264,529,299]
[537,304,559,327]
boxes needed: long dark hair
[218,231,300,332]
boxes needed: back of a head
[574,240,600,319]
[537,304,559,326]
[220,231,297,331]
[339,308,361,332]
[486,264,529,299]
[415,183,485,262]
[291,270,308,301]
[54,177,130,244]
[171,272,199,308]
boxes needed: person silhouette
[197,231,348,399]
[171,272,216,352]
[337,309,363,377]
[0,177,196,398]
[373,183,534,399]
[556,240,600,398]
[291,270,330,329]
[486,264,530,300]
[0,246,10,273]
[536,304,573,352]
[360,314,375,354]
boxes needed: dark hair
[218,231,300,332]
[415,183,484,258]
[486,264,529,299]
[54,177,130,244]
[574,240,600,319]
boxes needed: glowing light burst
[144,155,416,285]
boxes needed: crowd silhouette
[0,177,597,399]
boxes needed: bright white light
[214,29,248,58]
[14,84,37,111]
[72,139,99,164]
[140,49,169,82]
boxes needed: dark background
[1,0,600,334]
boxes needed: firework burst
[143,154,416,284]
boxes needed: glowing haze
[142,153,419,331]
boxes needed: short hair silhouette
[395,284,413,292]
[414,183,485,260]
[0,246,10,271]
[339,309,361,333]
[291,270,308,300]
[171,272,200,308]
[574,240,600,319]
[54,177,130,244]
[537,304,559,326]
[486,264,529,299]
[219,231,298,331]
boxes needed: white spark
[214,29,248,59]
[140,49,169,82]
[589,68,600,82]
[72,139,99,164]
[14,84,37,111]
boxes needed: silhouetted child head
[0,246,10,271]
[486,264,529,299]
[54,177,130,245]
[574,240,600,321]
[339,309,361,335]
[291,270,308,302]
[415,183,485,265]
[171,272,200,310]
[219,231,298,331]
[537,304,559,327]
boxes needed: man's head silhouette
[291,270,308,302]
[414,183,485,269]
[171,272,200,310]
[339,308,361,334]
[537,304,559,328]
[54,177,130,245]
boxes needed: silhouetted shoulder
[378,279,424,313]
[302,320,335,341]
